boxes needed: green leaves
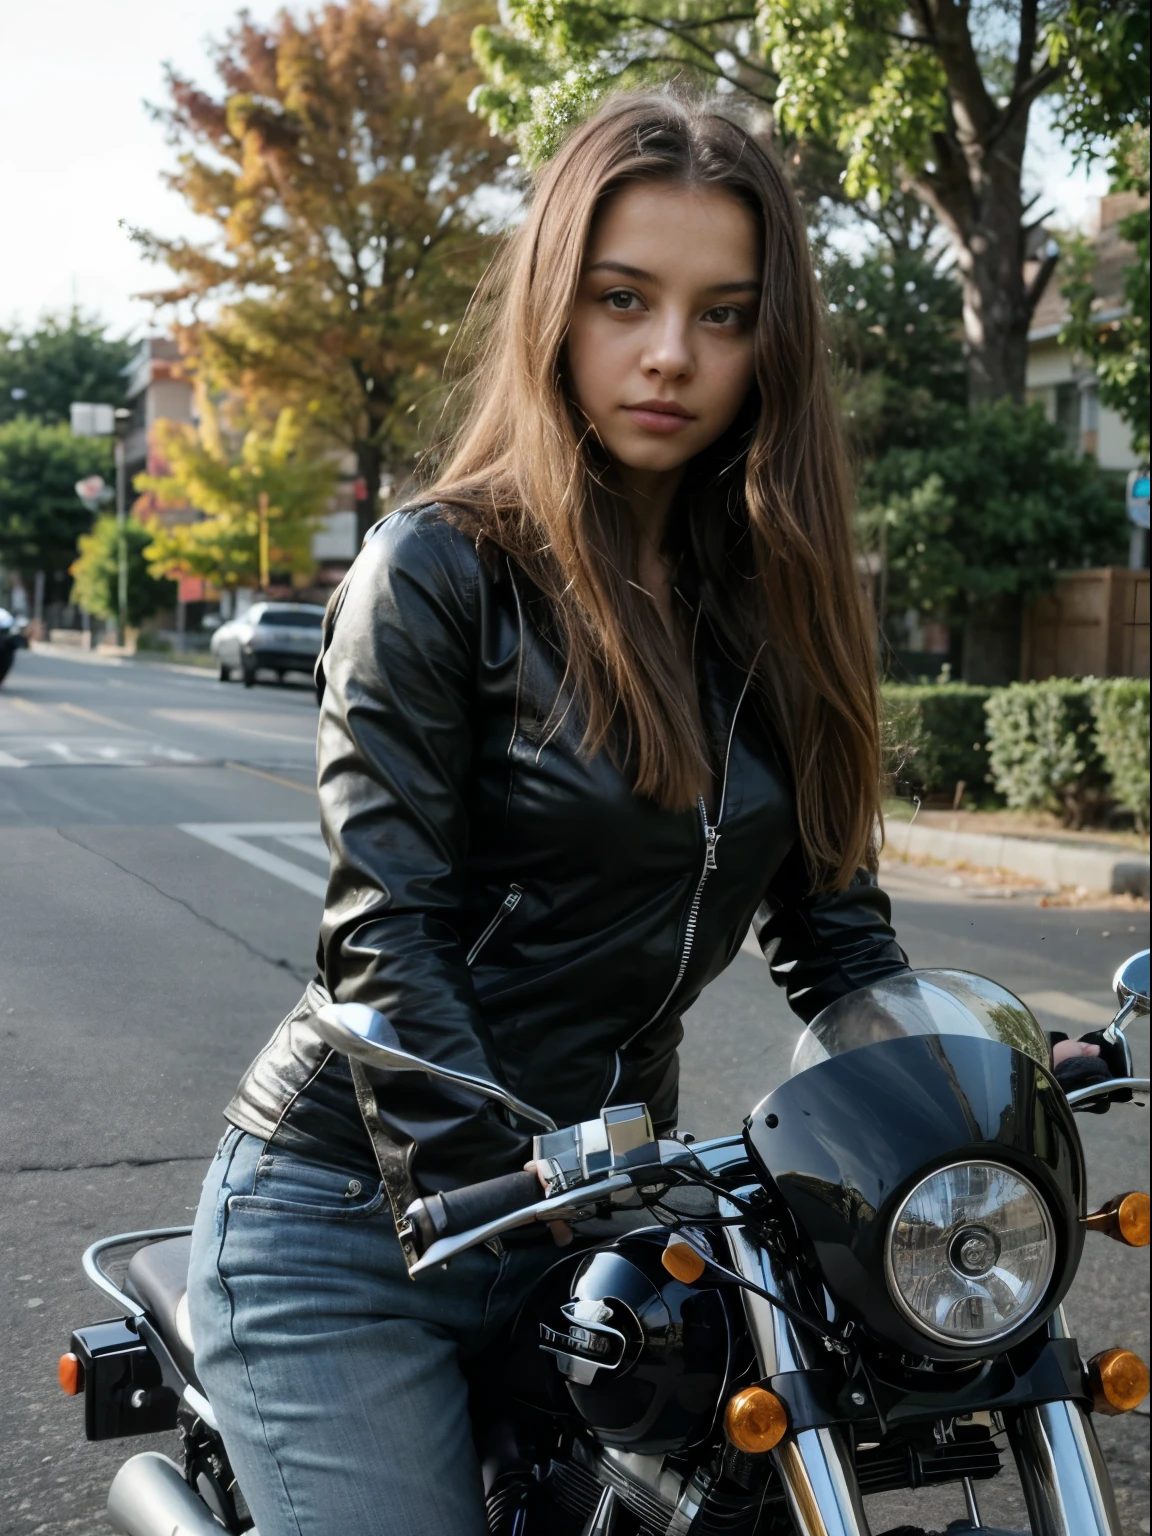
[858,401,1127,621]
[0,311,133,429]
[69,516,175,628]
[137,406,337,589]
[0,416,112,584]
[985,680,1109,827]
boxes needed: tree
[857,401,1127,666]
[473,0,1149,404]
[70,516,175,629]
[0,417,111,597]
[0,310,134,426]
[820,235,966,458]
[138,405,336,590]
[135,0,513,543]
[1060,127,1150,458]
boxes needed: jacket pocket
[466,884,523,967]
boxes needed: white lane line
[180,821,327,899]
[0,749,28,767]
[47,742,81,761]
[276,833,328,863]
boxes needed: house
[122,336,360,634]
[1025,191,1146,475]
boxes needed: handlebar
[400,1169,544,1256]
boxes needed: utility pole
[257,491,270,592]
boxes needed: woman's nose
[641,313,694,380]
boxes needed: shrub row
[882,678,1150,828]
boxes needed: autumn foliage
[136,0,513,540]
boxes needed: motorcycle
[59,954,1151,1536]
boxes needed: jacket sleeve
[751,840,909,1024]
[315,509,529,1190]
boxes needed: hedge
[883,678,1150,827]
[1092,678,1150,828]
[882,684,993,802]
[984,680,1109,828]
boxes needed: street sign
[1126,469,1150,531]
[70,402,115,437]
[75,475,111,512]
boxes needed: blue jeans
[187,1128,559,1536]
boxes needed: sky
[0,3,1112,341]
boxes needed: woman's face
[566,180,761,481]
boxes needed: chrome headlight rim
[884,1157,1057,1349]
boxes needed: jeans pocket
[228,1150,386,1222]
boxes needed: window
[257,608,325,629]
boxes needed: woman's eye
[704,304,747,327]
[604,289,642,312]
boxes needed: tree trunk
[354,440,383,547]
[913,0,1056,407]
[915,123,1036,406]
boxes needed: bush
[984,681,1109,828]
[883,684,995,803]
[1092,678,1150,828]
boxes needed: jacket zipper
[466,884,523,966]
[615,649,763,1063]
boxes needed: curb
[885,821,1150,897]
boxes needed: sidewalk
[26,638,215,679]
[885,816,1150,897]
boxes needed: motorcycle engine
[538,1232,734,1455]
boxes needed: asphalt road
[0,648,1147,1536]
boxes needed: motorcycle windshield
[791,969,1049,1078]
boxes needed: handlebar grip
[402,1169,544,1256]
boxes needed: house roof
[1029,192,1147,341]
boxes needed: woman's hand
[1052,1038,1101,1067]
[525,1160,574,1247]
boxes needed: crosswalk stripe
[0,749,28,767]
[180,821,327,899]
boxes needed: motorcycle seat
[124,1236,201,1391]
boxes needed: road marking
[275,833,328,864]
[1021,990,1113,1027]
[225,760,316,794]
[57,701,146,733]
[180,821,328,899]
[0,749,28,767]
[155,709,315,745]
[5,696,49,716]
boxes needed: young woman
[187,90,1032,1536]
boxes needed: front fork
[721,1220,1123,1536]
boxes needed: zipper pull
[704,825,719,871]
[504,886,523,912]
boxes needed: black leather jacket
[224,506,908,1195]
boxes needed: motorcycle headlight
[885,1161,1055,1347]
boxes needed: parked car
[209,602,326,687]
[0,607,29,685]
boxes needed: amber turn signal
[724,1387,788,1453]
[1088,1349,1150,1415]
[661,1235,707,1284]
[1083,1192,1150,1247]
[57,1352,83,1396]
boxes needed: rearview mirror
[1114,951,1150,1015]
[313,1001,557,1132]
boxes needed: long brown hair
[427,90,881,889]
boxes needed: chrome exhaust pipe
[106,1452,229,1536]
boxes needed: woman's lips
[623,404,696,434]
